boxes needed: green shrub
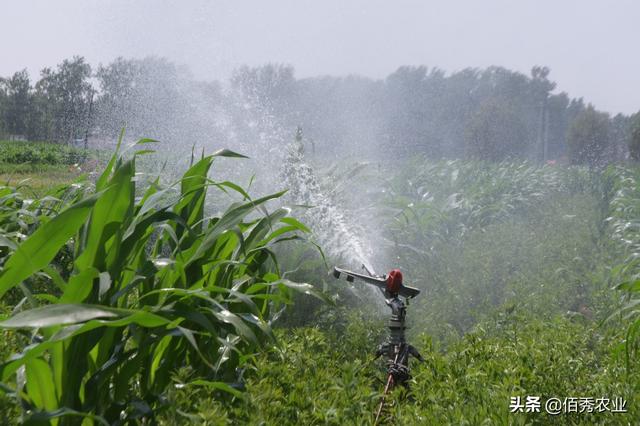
[0,141,88,166]
[160,312,638,425]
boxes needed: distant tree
[2,70,32,138]
[228,64,298,147]
[230,64,297,118]
[33,56,93,142]
[630,112,640,161]
[54,57,93,141]
[464,97,528,161]
[297,74,382,157]
[95,57,141,137]
[545,92,570,160]
[30,67,56,140]
[566,105,611,166]
[383,66,438,157]
[610,113,631,161]
[530,66,556,94]
[379,65,559,160]
[0,57,624,164]
[96,56,212,144]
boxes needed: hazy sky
[1,0,638,114]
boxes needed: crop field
[3,1,640,424]
[0,141,100,197]
[0,140,639,425]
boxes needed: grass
[0,140,101,197]
[0,164,84,197]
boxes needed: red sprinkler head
[386,269,403,294]
[331,266,420,299]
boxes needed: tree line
[1,55,639,165]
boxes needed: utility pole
[84,88,94,152]
[532,66,555,164]
[542,95,549,163]
[536,92,549,163]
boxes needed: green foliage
[33,56,94,142]
[0,140,88,166]
[95,57,191,140]
[160,312,638,425]
[376,156,638,372]
[567,106,611,166]
[601,165,640,368]
[1,70,31,137]
[0,304,21,423]
[0,140,319,424]
[158,157,635,425]
[0,57,93,142]
[464,97,528,161]
[398,314,638,425]
[2,141,640,425]
[2,57,632,165]
[161,311,384,425]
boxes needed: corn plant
[0,137,323,424]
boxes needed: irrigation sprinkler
[331,265,424,424]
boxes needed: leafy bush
[0,141,88,166]
[158,311,638,425]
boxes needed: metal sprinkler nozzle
[330,265,424,424]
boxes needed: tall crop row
[602,165,640,367]
[383,160,587,284]
[0,138,320,424]
[380,159,611,338]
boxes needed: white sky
[1,0,638,114]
